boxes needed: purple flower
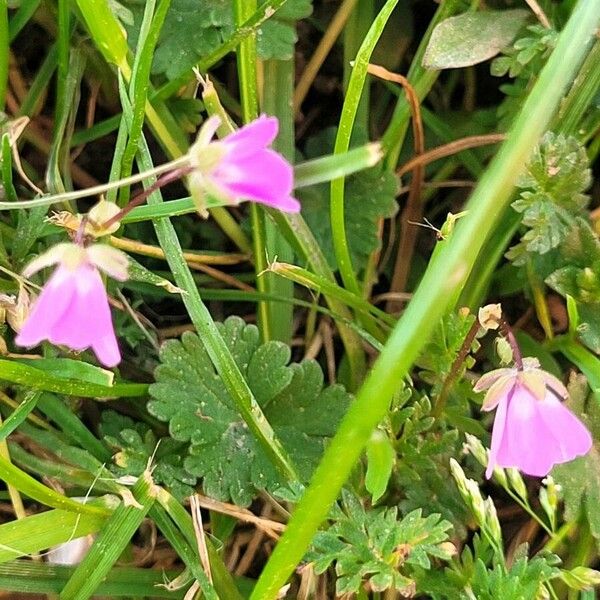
[474,358,592,478]
[188,115,300,215]
[16,243,128,368]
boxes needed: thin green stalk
[8,0,42,42]
[269,210,368,389]
[18,44,57,116]
[262,58,295,343]
[156,489,244,600]
[557,38,600,137]
[120,82,298,481]
[343,0,373,134]
[331,0,399,295]
[235,0,272,342]
[0,453,110,516]
[0,0,8,110]
[0,391,41,442]
[118,0,171,205]
[46,50,85,195]
[381,0,463,167]
[150,504,218,600]
[0,562,184,598]
[59,471,157,600]
[267,261,394,329]
[250,2,600,596]
[1,134,17,202]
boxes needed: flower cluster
[15,115,298,367]
[475,357,592,478]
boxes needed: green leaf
[0,358,147,398]
[422,10,530,69]
[300,161,398,273]
[0,507,109,564]
[365,429,396,503]
[507,133,592,265]
[308,490,453,595]
[148,317,351,506]
[468,552,560,600]
[123,0,312,80]
[256,0,312,60]
[100,410,196,501]
[553,375,600,549]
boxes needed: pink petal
[214,149,295,210]
[47,264,120,367]
[537,393,592,464]
[481,375,514,411]
[223,115,279,158]
[15,266,77,347]
[496,385,558,477]
[474,368,515,393]
[486,387,511,478]
[252,194,301,212]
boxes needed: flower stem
[0,156,190,211]
[101,166,192,230]
[432,318,480,417]
[498,317,523,370]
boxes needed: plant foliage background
[0,0,599,598]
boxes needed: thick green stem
[250,2,600,596]
[262,59,296,343]
[235,0,273,341]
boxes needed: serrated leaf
[422,10,530,69]
[148,317,351,506]
[122,0,312,80]
[308,491,453,596]
[100,410,195,501]
[256,0,312,60]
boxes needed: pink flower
[188,115,300,215]
[474,358,592,478]
[16,243,128,368]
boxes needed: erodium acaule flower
[187,114,300,216]
[16,242,128,367]
[474,357,592,478]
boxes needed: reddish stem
[100,166,193,231]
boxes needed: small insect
[408,211,469,241]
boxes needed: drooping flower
[15,243,128,367]
[474,357,592,478]
[187,115,300,216]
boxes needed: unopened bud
[484,497,502,544]
[495,337,513,365]
[464,433,488,467]
[506,468,528,501]
[450,458,486,526]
